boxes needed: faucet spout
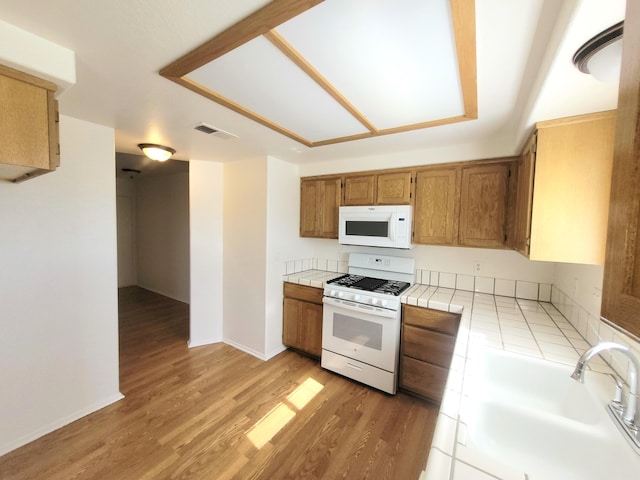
[572,342,640,427]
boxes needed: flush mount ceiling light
[573,21,624,83]
[137,143,176,162]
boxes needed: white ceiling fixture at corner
[162,0,477,148]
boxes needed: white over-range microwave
[338,205,413,249]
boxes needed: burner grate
[327,274,410,296]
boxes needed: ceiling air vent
[193,122,238,139]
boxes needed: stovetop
[327,274,410,297]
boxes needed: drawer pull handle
[346,362,363,372]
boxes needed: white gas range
[321,253,414,394]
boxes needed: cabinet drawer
[402,325,455,368]
[400,356,448,402]
[284,282,323,304]
[402,305,460,335]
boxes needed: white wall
[0,115,121,456]
[223,157,268,358]
[189,160,224,347]
[265,156,306,358]
[135,172,190,303]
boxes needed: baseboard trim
[188,338,221,349]
[223,338,267,361]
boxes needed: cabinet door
[413,167,459,245]
[400,356,448,403]
[530,113,615,264]
[602,0,640,338]
[459,163,508,247]
[282,297,322,358]
[403,325,456,368]
[377,171,412,205]
[344,175,375,205]
[0,65,59,181]
[283,298,302,349]
[300,179,319,237]
[319,178,342,238]
[299,177,342,238]
[300,301,323,357]
[511,135,535,256]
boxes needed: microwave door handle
[388,214,396,240]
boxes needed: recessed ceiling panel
[274,0,464,130]
[187,35,370,142]
[161,0,476,147]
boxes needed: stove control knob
[329,290,336,297]
[380,299,388,307]
[338,291,344,298]
[353,294,361,301]
[371,298,379,305]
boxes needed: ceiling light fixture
[573,21,624,83]
[137,143,176,162]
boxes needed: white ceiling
[0,0,626,166]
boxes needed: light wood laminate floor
[0,287,438,479]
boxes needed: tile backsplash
[282,258,552,302]
[551,284,640,387]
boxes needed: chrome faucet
[571,342,640,453]
[571,342,639,426]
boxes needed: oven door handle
[322,296,397,319]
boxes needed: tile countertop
[411,286,620,480]
[283,269,345,288]
[283,272,619,479]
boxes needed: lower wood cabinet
[283,283,323,358]
[400,304,460,402]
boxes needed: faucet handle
[607,373,625,413]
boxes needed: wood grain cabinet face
[602,0,640,338]
[400,305,460,403]
[300,177,342,238]
[510,135,535,256]
[459,163,509,248]
[0,64,59,182]
[512,111,616,265]
[413,167,459,245]
[343,175,375,205]
[343,172,412,206]
[376,171,412,205]
[283,283,323,358]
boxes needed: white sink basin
[464,348,640,480]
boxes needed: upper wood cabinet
[343,175,375,205]
[459,163,509,248]
[300,177,342,238]
[413,167,459,245]
[511,111,616,264]
[413,161,513,248]
[376,171,412,205]
[0,64,60,183]
[602,0,640,338]
[300,159,514,247]
[343,171,413,206]
[510,135,535,256]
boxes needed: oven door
[322,296,400,372]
